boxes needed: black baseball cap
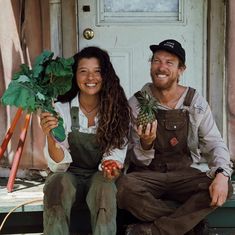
[150,39,186,64]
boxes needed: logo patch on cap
[164,41,175,48]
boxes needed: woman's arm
[40,110,72,172]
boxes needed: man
[116,39,234,235]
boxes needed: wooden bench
[0,172,234,235]
[0,178,44,234]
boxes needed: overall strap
[70,105,80,131]
[134,91,143,101]
[183,87,196,107]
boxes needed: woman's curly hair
[57,46,132,155]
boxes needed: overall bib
[117,88,232,235]
[43,107,117,235]
[149,88,194,172]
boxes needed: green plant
[136,91,158,132]
[1,51,74,142]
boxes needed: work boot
[185,220,209,235]
[125,223,153,235]
[194,219,209,235]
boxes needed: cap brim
[150,45,184,63]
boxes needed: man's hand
[101,160,123,180]
[209,173,229,207]
[136,120,157,150]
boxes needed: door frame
[207,0,227,139]
[49,0,227,138]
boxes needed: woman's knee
[44,172,77,206]
[87,172,117,213]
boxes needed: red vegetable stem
[7,113,31,193]
[0,107,23,159]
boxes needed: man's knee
[116,174,138,207]
[117,175,129,195]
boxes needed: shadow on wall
[0,0,49,171]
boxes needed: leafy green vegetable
[1,51,74,142]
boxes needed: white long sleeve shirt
[44,95,128,172]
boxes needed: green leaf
[18,75,30,83]
[45,57,74,97]
[32,51,54,78]
[1,50,74,141]
[33,51,54,68]
[33,65,44,78]
[36,92,46,101]
[13,64,32,80]
[1,81,36,112]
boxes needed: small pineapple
[135,91,158,131]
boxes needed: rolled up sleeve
[43,138,72,172]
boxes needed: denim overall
[117,88,233,235]
[43,107,117,235]
[149,89,194,172]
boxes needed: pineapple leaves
[135,90,158,132]
[1,50,74,142]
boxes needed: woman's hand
[136,120,157,150]
[101,160,123,180]
[40,112,58,136]
[40,112,65,162]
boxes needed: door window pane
[104,0,179,13]
[97,0,184,24]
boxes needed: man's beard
[151,73,177,90]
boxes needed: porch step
[0,173,234,234]
[0,178,44,213]
[0,178,44,234]
[206,175,235,228]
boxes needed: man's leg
[117,171,175,221]
[154,170,233,235]
[117,169,233,235]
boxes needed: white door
[77,0,207,98]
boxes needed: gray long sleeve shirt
[128,83,233,178]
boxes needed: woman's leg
[43,172,77,235]
[86,172,117,235]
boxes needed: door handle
[83,28,94,40]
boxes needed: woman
[40,46,131,235]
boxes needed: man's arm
[195,96,233,206]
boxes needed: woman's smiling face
[76,57,103,96]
